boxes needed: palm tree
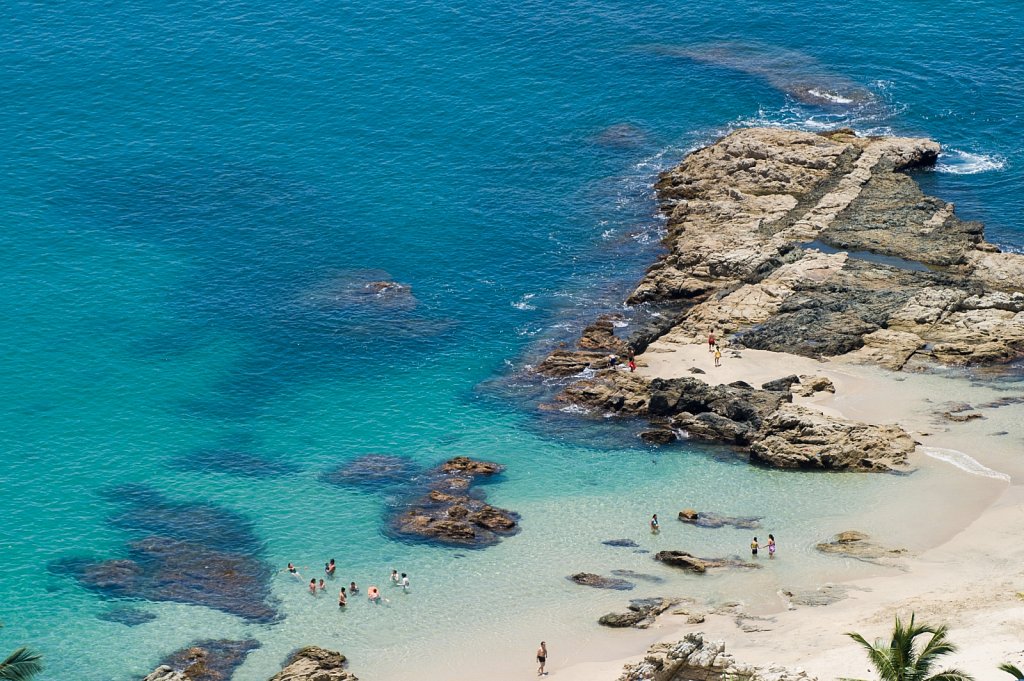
[846,613,973,681]
[999,663,1024,680]
[0,648,43,681]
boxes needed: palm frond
[923,670,973,681]
[0,648,44,681]
[999,663,1024,680]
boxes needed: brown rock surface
[268,646,356,681]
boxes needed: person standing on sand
[650,513,660,533]
[767,534,776,558]
[714,348,722,367]
[708,332,716,352]
[536,641,547,676]
[751,536,759,557]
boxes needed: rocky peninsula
[542,127,1024,470]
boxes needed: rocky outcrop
[654,550,760,573]
[677,509,762,529]
[320,454,420,488]
[815,530,907,565]
[599,597,679,629]
[556,369,914,472]
[749,404,915,471]
[269,647,356,681]
[617,632,813,681]
[388,457,519,547]
[143,640,261,681]
[567,572,635,590]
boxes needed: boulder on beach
[815,530,907,564]
[598,597,678,629]
[269,646,357,681]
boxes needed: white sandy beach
[550,342,1024,681]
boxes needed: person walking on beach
[714,347,722,367]
[338,587,347,607]
[536,641,547,676]
[750,536,759,557]
[650,513,660,533]
[708,332,716,352]
[767,534,776,558]
[400,572,410,592]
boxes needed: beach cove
[2,1,1024,680]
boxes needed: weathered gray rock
[617,631,813,681]
[269,646,356,681]
[144,640,260,681]
[599,597,679,629]
[654,550,760,573]
[794,375,835,397]
[815,530,907,565]
[677,509,762,530]
[567,572,635,590]
[750,404,915,471]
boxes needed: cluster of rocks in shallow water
[538,127,1024,471]
[143,643,356,681]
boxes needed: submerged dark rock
[57,486,278,623]
[610,569,665,583]
[677,509,762,530]
[602,538,639,548]
[654,550,760,573]
[567,572,635,590]
[173,447,299,479]
[97,606,157,627]
[320,454,420,488]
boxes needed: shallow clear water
[1,1,1022,679]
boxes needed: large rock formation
[599,597,679,629]
[617,632,813,681]
[556,370,914,472]
[535,127,1024,469]
[631,127,1023,366]
[387,457,519,547]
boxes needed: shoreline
[538,127,1024,680]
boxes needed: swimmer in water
[318,578,326,592]
[390,568,399,584]
[650,513,660,533]
[400,572,409,592]
[325,559,336,577]
[349,581,359,594]
[309,578,317,594]
[338,587,347,607]
[368,586,381,603]
[751,536,759,557]
[767,534,776,558]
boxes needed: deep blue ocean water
[2,2,1022,679]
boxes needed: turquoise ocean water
[1,2,1022,679]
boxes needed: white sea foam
[921,446,1011,482]
[934,149,1006,174]
[612,320,629,328]
[806,88,855,105]
[511,293,537,311]
[559,403,591,415]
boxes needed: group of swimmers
[650,515,778,558]
[284,560,411,607]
